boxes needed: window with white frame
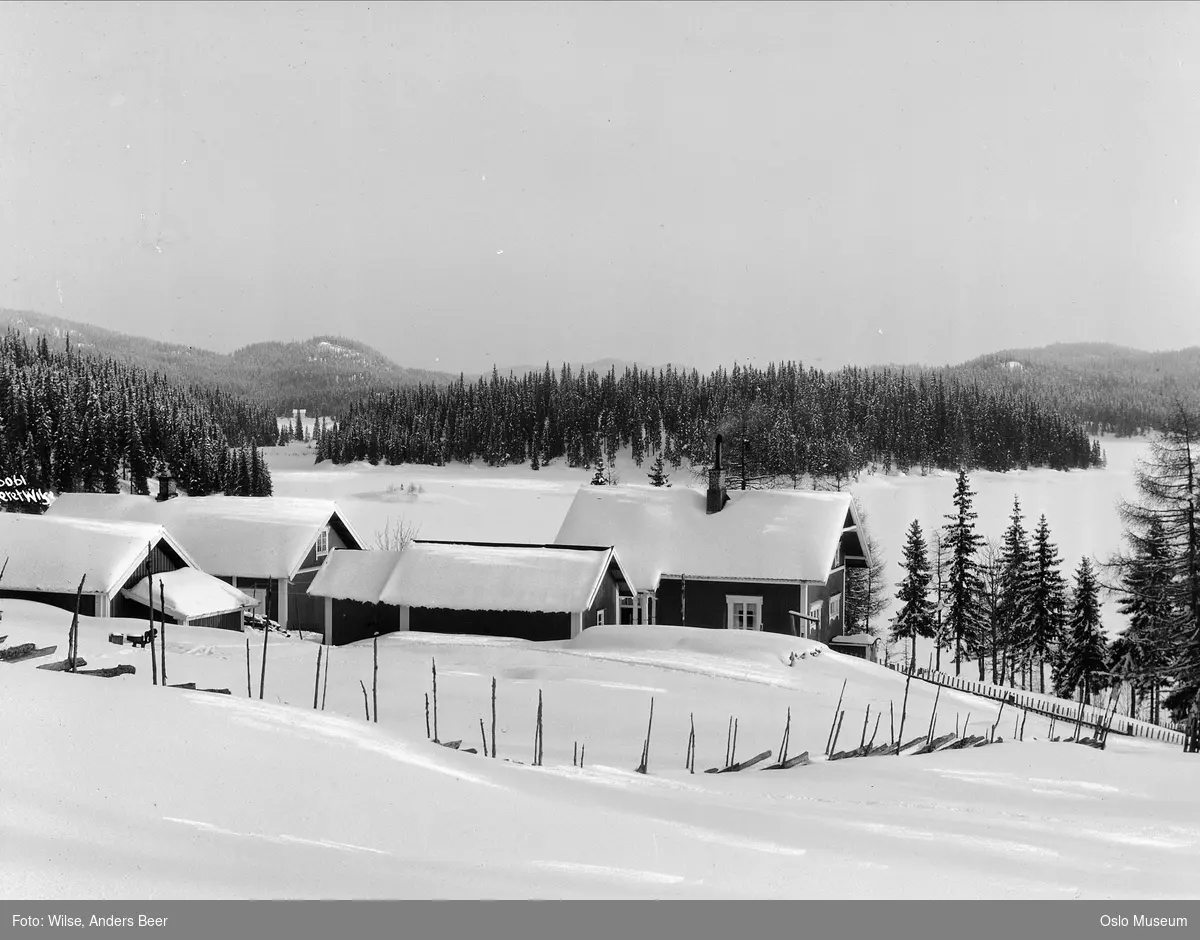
[596,609,605,626]
[315,527,330,557]
[726,595,764,631]
[830,594,841,623]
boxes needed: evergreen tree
[844,503,889,634]
[294,409,304,443]
[942,469,986,676]
[1113,515,1174,723]
[998,496,1034,686]
[1055,557,1109,702]
[590,465,607,486]
[1027,514,1069,693]
[891,519,935,669]
[1115,404,1200,723]
[647,452,671,487]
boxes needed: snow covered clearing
[2,601,1197,899]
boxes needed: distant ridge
[0,309,458,415]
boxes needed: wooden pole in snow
[424,693,430,739]
[69,574,85,671]
[372,634,379,723]
[431,658,439,743]
[148,575,158,687]
[480,718,489,758]
[637,697,655,774]
[159,582,167,686]
[313,645,323,709]
[360,680,370,720]
[926,686,942,746]
[491,676,497,759]
[895,668,913,755]
[245,637,252,697]
[826,679,847,757]
[321,645,330,710]
[259,618,269,699]
[890,700,895,746]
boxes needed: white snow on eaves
[554,485,854,588]
[0,514,172,595]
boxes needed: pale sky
[3,1,1200,374]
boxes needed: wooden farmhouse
[45,485,365,640]
[306,540,636,645]
[553,436,872,652]
[0,513,258,628]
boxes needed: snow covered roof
[308,542,634,613]
[0,514,195,596]
[830,634,880,647]
[553,485,861,589]
[45,494,364,579]
[122,568,259,621]
[307,549,404,605]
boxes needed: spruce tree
[891,519,935,669]
[998,496,1034,686]
[1027,514,1068,693]
[1116,405,1200,723]
[942,469,985,676]
[1055,557,1109,702]
[1114,515,1174,723]
[647,452,670,487]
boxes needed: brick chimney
[156,471,178,502]
[706,434,729,514]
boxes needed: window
[315,528,329,557]
[830,594,841,623]
[596,609,605,626]
[726,595,764,631]
[809,600,823,636]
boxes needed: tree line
[315,361,1104,479]
[0,330,276,502]
[889,406,1200,725]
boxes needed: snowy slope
[2,600,1198,899]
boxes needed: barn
[307,540,636,645]
[45,488,365,640]
[553,437,872,647]
[0,513,257,628]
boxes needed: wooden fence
[884,664,1186,746]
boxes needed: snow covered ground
[3,599,1198,899]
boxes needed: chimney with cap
[155,471,178,502]
[706,434,729,514]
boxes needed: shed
[0,513,256,628]
[307,540,635,644]
[45,493,365,639]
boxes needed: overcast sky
[3,2,1199,374]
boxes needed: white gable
[554,484,855,589]
[307,549,404,605]
[45,494,363,579]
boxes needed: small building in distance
[45,488,365,640]
[307,540,636,645]
[553,435,872,647]
[0,513,257,628]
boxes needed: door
[726,595,764,631]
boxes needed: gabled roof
[45,494,365,580]
[553,485,862,589]
[0,514,197,596]
[122,568,259,621]
[308,541,634,613]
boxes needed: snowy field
[267,436,1152,653]
[3,600,1198,899]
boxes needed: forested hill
[0,310,455,415]
[316,362,1103,479]
[948,343,1200,436]
[0,330,277,499]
